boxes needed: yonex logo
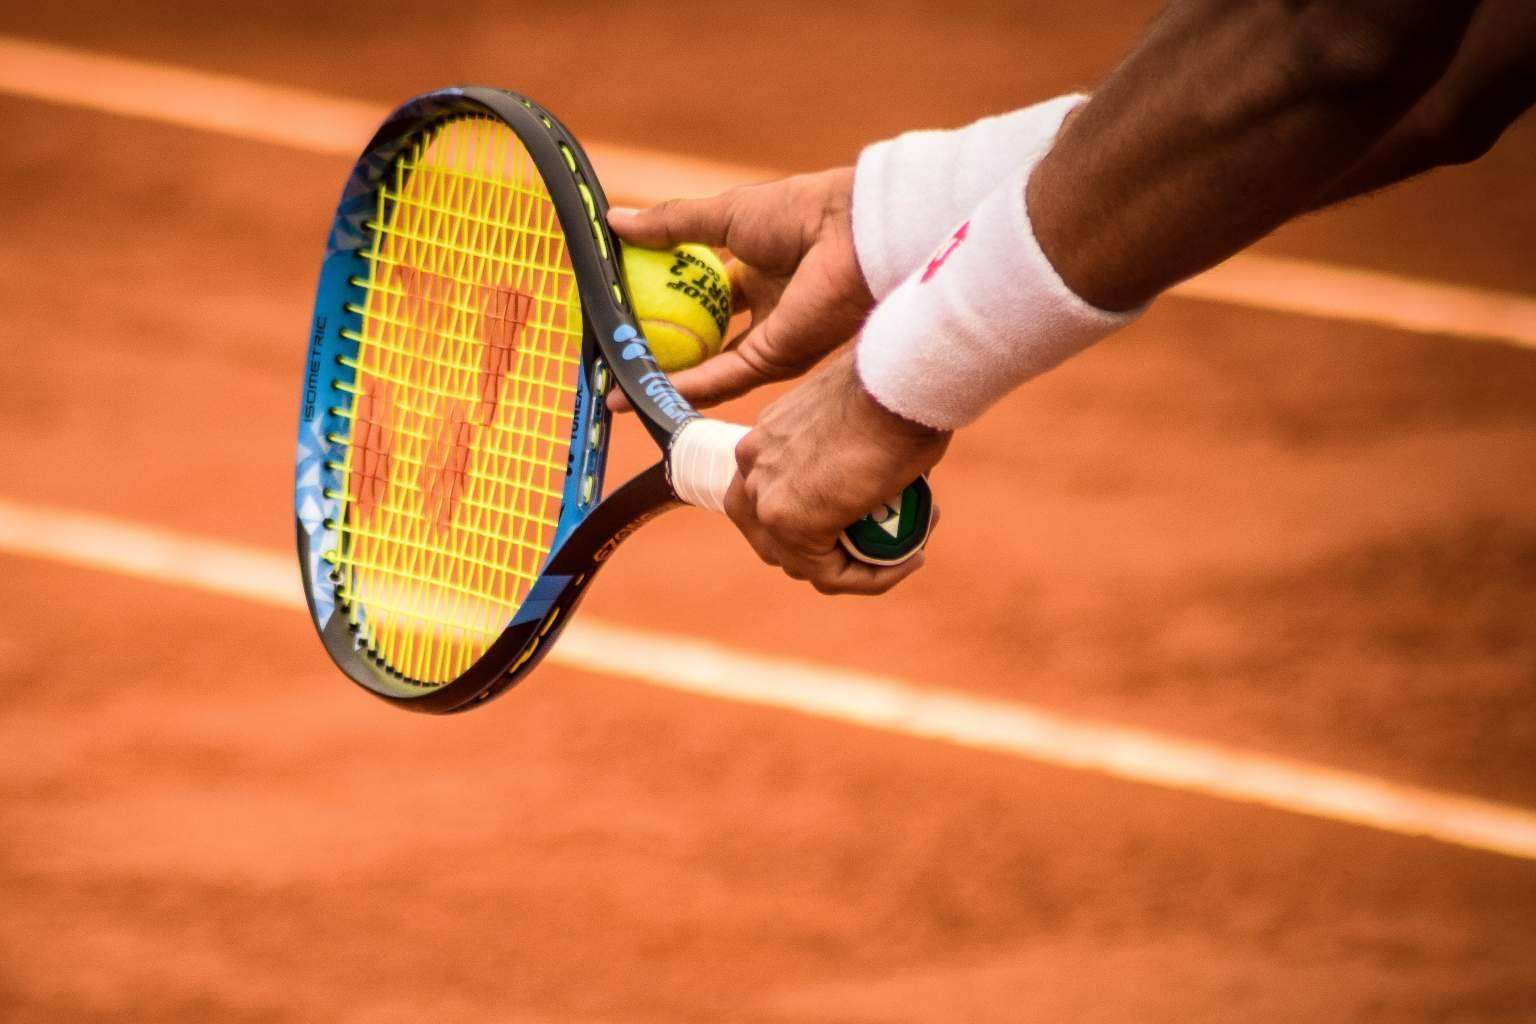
[868,500,903,538]
[636,372,690,423]
[613,324,654,362]
[612,326,688,421]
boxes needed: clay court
[2,2,1535,1020]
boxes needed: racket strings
[328,116,582,684]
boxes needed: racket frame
[298,87,932,714]
[297,87,697,713]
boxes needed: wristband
[855,167,1142,430]
[852,94,1086,300]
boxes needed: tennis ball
[621,243,732,372]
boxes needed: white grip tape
[669,418,750,514]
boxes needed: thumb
[607,192,738,249]
[670,304,812,407]
[602,348,776,413]
[667,349,782,409]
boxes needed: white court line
[3,498,1536,863]
[2,34,1535,350]
[0,36,780,213]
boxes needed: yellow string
[329,116,583,684]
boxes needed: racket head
[296,88,689,713]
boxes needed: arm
[1312,0,1536,206]
[759,0,1504,594]
[620,0,1515,594]
[1028,0,1485,312]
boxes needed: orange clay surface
[1,2,1535,1021]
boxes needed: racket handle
[670,419,748,514]
[669,418,933,567]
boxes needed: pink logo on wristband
[920,221,969,283]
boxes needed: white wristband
[856,167,1143,431]
[852,94,1086,301]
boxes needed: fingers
[791,549,926,596]
[703,343,942,596]
[724,257,749,309]
[774,538,927,596]
[603,342,780,413]
[722,475,782,568]
[604,229,764,415]
[722,474,927,596]
[602,344,775,413]
[608,194,739,249]
[668,350,781,409]
[606,292,800,413]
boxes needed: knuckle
[755,496,796,533]
[722,493,751,531]
[651,198,688,233]
[737,475,762,511]
[736,332,798,382]
[734,435,762,473]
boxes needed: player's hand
[724,349,949,595]
[606,167,872,410]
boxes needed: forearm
[1313,0,1536,207]
[1030,0,1484,311]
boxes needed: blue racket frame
[296,88,697,713]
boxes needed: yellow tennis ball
[621,243,732,372]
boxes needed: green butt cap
[839,477,934,566]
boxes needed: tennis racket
[295,87,934,713]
